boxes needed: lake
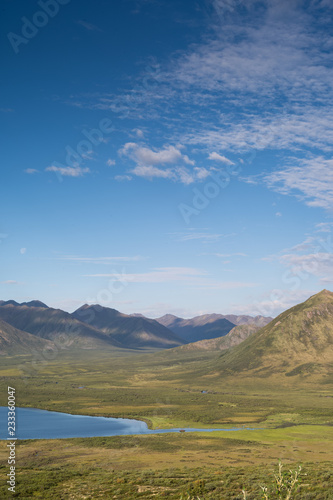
[0,407,246,440]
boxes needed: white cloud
[106,159,116,166]
[119,143,195,166]
[57,255,143,264]
[214,252,247,257]
[1,280,21,285]
[193,167,211,179]
[315,222,333,233]
[208,152,234,164]
[45,166,91,177]
[263,231,333,289]
[264,156,333,210]
[193,281,258,290]
[118,143,210,184]
[115,175,132,181]
[20,248,27,255]
[85,267,207,283]
[172,231,222,242]
[184,109,333,154]
[280,252,333,283]
[24,169,39,174]
[130,165,175,180]
[229,288,315,317]
[133,128,144,138]
[84,266,258,292]
[70,1,333,159]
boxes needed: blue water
[0,407,246,440]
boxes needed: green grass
[0,348,332,498]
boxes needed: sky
[1,0,333,318]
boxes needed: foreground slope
[0,302,122,350]
[0,318,55,355]
[216,290,333,376]
[73,304,185,349]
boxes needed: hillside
[0,302,122,350]
[216,289,333,377]
[73,304,185,349]
[178,323,262,351]
[221,314,273,327]
[0,318,56,355]
[156,312,272,343]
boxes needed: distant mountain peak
[72,304,184,349]
[0,300,48,308]
[23,300,49,308]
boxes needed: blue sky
[1,0,333,318]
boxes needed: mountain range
[0,301,122,350]
[1,291,332,380]
[156,313,272,343]
[72,304,184,349]
[0,300,272,355]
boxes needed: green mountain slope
[216,290,333,377]
[178,323,262,351]
[0,318,56,355]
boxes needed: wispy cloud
[84,267,207,283]
[130,165,175,180]
[83,265,258,291]
[76,20,103,32]
[315,222,333,233]
[118,142,214,184]
[119,142,194,166]
[208,152,234,164]
[45,166,91,177]
[229,288,315,317]
[57,255,143,264]
[263,229,333,285]
[264,156,333,210]
[24,169,39,174]
[171,231,222,242]
[1,280,21,285]
[214,252,247,257]
[115,175,132,181]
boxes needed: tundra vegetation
[0,291,332,497]
[0,348,332,498]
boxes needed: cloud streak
[45,166,91,177]
[264,156,333,210]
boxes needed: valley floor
[0,349,332,498]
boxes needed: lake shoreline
[0,406,251,440]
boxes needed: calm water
[0,407,245,440]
